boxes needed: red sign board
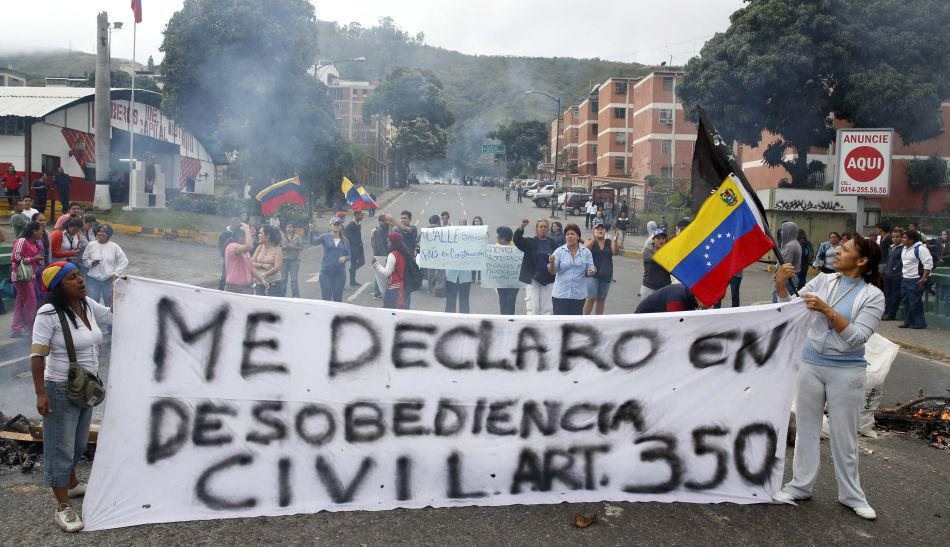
[835,129,893,196]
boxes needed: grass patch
[96,205,228,233]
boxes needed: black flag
[689,107,794,292]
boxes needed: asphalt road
[1,183,948,543]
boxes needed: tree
[907,154,948,214]
[85,70,161,92]
[364,67,454,183]
[487,120,548,177]
[679,0,950,188]
[160,0,338,198]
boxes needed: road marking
[346,281,373,303]
[305,272,320,283]
[0,355,28,369]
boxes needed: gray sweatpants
[785,361,870,508]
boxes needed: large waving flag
[653,174,774,307]
[256,176,305,217]
[341,177,378,211]
[131,0,143,23]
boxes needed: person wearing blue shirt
[772,234,885,521]
[313,216,349,302]
[547,223,596,315]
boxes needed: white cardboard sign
[481,244,527,289]
[417,226,489,270]
[83,277,809,530]
[835,128,893,196]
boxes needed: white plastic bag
[819,334,900,439]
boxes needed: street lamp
[108,21,123,46]
[525,90,561,185]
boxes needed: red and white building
[739,102,950,218]
[0,87,226,203]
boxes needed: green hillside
[0,49,142,82]
[315,19,649,173]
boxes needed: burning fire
[913,408,938,420]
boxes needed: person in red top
[635,284,707,313]
[49,218,83,265]
[2,165,22,206]
[372,231,413,309]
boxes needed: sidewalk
[875,320,950,361]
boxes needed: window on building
[570,147,577,159]
[659,109,673,125]
[329,88,345,100]
[614,81,627,94]
[660,165,673,179]
[614,132,627,145]
[0,116,24,136]
[573,128,579,139]
[613,157,626,170]
[591,123,598,136]
[590,101,599,114]
[938,111,945,133]
[663,76,675,91]
[661,139,672,155]
[571,106,579,117]
[591,144,598,157]
[613,107,626,120]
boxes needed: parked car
[531,184,557,208]
[562,193,592,216]
[522,180,541,195]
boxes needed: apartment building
[560,105,580,174]
[628,70,696,182]
[740,102,950,218]
[547,69,695,210]
[319,65,391,188]
[576,95,599,176]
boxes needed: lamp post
[525,91,561,185]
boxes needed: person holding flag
[341,177,378,211]
[772,235,884,520]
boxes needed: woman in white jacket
[772,234,884,520]
[81,224,128,306]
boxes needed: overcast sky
[2,0,744,66]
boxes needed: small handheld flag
[653,174,774,307]
[341,177,378,211]
[256,176,305,217]
[131,0,143,23]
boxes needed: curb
[620,249,643,260]
[879,333,950,363]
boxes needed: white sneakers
[774,490,877,520]
[852,506,877,520]
[68,481,87,498]
[55,504,83,533]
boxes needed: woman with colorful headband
[30,261,112,533]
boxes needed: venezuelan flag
[256,176,305,217]
[653,174,774,307]
[341,177,378,211]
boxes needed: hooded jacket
[778,221,802,274]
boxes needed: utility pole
[93,12,112,210]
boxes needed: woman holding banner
[548,223,596,315]
[773,234,884,520]
[31,261,112,532]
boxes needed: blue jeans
[497,288,519,315]
[43,381,93,488]
[86,276,113,306]
[281,260,300,298]
[883,275,901,318]
[384,287,411,309]
[900,277,926,327]
[445,281,471,313]
[320,268,346,302]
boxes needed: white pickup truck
[531,185,558,208]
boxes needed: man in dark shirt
[344,211,366,286]
[641,230,671,299]
[53,166,72,213]
[636,284,702,313]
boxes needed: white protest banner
[417,225,489,270]
[481,244,527,289]
[84,277,809,530]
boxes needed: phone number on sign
[839,184,888,195]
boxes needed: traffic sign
[482,144,506,155]
[835,129,893,196]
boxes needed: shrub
[168,194,255,217]
[277,202,309,227]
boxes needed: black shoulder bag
[57,308,106,408]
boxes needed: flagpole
[129,19,137,171]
